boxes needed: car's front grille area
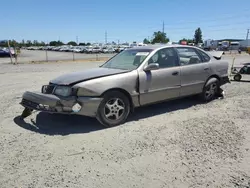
[42,85,56,94]
[21,98,56,112]
[21,99,39,109]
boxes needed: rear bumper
[20,91,103,117]
[220,76,230,85]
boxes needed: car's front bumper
[20,91,103,117]
[220,76,230,85]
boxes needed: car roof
[129,44,200,51]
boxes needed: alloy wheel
[205,83,217,100]
[104,98,125,121]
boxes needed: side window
[197,49,211,62]
[247,67,250,74]
[176,47,202,66]
[148,48,178,68]
[240,66,250,74]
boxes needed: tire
[201,77,220,102]
[233,74,242,81]
[96,91,130,127]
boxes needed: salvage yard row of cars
[20,44,229,127]
[24,44,135,54]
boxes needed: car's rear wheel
[233,74,242,81]
[201,78,219,102]
[96,91,130,127]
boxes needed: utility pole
[246,29,249,40]
[246,29,249,47]
[76,36,78,45]
[105,31,107,44]
[162,21,165,33]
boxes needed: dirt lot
[0,55,250,188]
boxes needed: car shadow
[14,96,204,136]
[230,80,250,83]
[129,96,201,121]
[14,113,105,136]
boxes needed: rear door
[175,47,211,97]
[139,47,181,105]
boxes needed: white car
[103,47,115,53]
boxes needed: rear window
[197,49,211,62]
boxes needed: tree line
[143,27,203,45]
[1,27,203,48]
[0,40,94,47]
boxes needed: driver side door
[138,47,181,105]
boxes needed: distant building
[204,38,250,50]
[239,39,250,47]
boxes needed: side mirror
[144,63,159,71]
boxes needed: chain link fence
[0,49,116,64]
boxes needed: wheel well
[101,88,134,111]
[203,75,221,90]
[207,75,221,83]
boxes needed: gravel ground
[0,56,250,188]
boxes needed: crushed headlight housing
[54,86,72,97]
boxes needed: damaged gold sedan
[20,45,229,127]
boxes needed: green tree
[67,41,77,46]
[86,42,91,46]
[26,40,32,47]
[33,40,38,46]
[49,40,64,46]
[0,40,7,47]
[143,38,150,44]
[194,28,203,45]
[79,42,86,46]
[151,31,169,44]
[21,39,25,46]
[9,40,18,47]
[40,41,46,46]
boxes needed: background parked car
[92,47,102,53]
[0,47,15,57]
[102,47,115,53]
[0,48,10,57]
[85,46,94,53]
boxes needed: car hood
[50,67,130,85]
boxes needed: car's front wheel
[96,91,130,127]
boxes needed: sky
[1,0,250,43]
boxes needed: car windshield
[101,49,152,70]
